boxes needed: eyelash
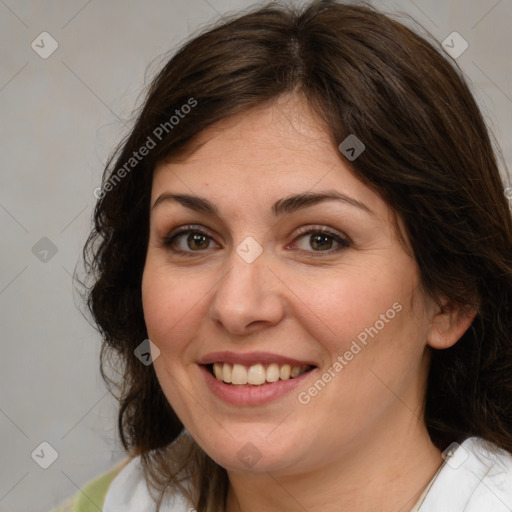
[160,224,350,257]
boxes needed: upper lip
[197,351,317,367]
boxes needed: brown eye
[187,232,210,250]
[292,227,350,254]
[310,233,334,251]
[162,226,220,255]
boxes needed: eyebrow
[151,190,373,217]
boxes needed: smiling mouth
[207,362,315,386]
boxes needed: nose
[208,247,285,336]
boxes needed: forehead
[150,94,388,223]
[158,94,333,172]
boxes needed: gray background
[1,0,511,511]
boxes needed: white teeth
[222,363,232,383]
[290,366,302,378]
[266,363,280,383]
[214,364,223,380]
[247,364,266,385]
[280,364,291,380]
[231,364,248,385]
[211,362,311,386]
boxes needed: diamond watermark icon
[236,236,263,264]
[237,442,262,468]
[32,237,58,263]
[442,32,468,59]
[31,32,59,59]
[134,339,161,365]
[338,134,365,161]
[31,441,59,469]
[442,442,469,469]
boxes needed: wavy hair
[81,1,512,510]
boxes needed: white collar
[418,437,512,511]
[104,437,512,511]
[102,455,194,512]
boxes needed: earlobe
[427,300,478,350]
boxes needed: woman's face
[142,94,437,475]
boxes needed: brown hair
[81,1,512,510]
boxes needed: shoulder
[419,437,512,511]
[50,459,131,512]
[102,454,196,512]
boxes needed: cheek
[141,261,205,349]
[292,258,416,353]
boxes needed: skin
[141,93,475,512]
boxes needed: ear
[427,299,478,350]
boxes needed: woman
[54,0,512,510]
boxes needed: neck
[225,420,442,512]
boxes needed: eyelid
[161,223,350,255]
[293,224,350,243]
[289,225,351,254]
[162,224,219,248]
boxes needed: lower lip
[199,365,316,406]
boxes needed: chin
[191,425,307,474]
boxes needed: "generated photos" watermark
[298,301,403,404]
[94,97,198,199]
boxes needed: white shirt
[417,437,512,511]
[103,436,512,511]
[102,454,194,512]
